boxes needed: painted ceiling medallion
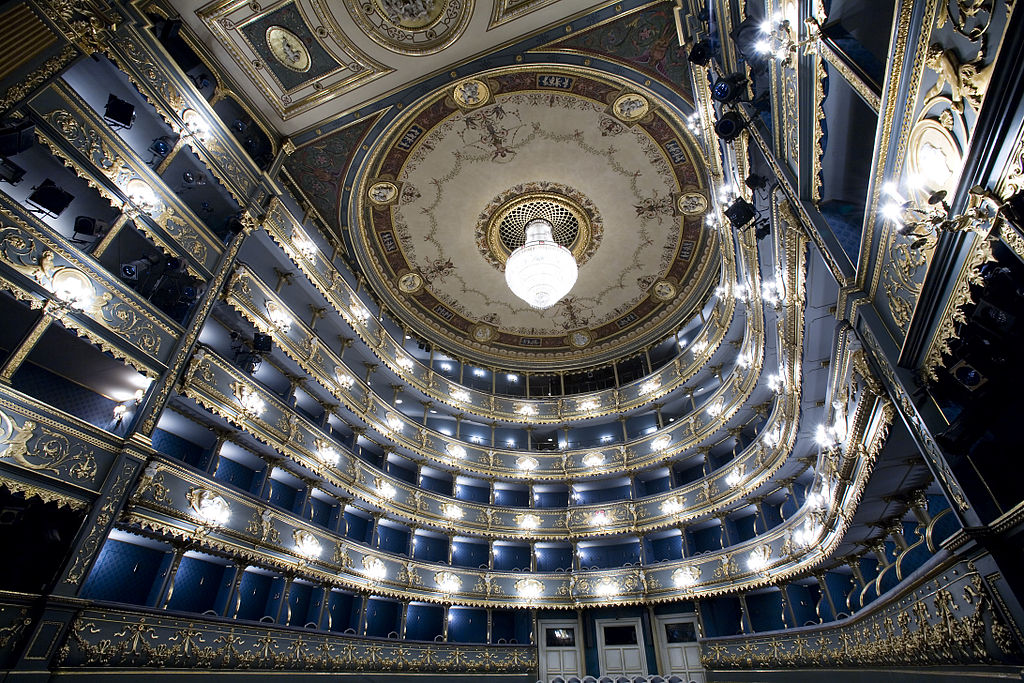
[352,65,714,370]
[676,191,709,215]
[347,0,472,55]
[452,78,491,110]
[266,26,311,72]
[397,271,424,293]
[611,92,651,123]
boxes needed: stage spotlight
[119,254,157,282]
[103,94,136,130]
[688,40,713,66]
[745,174,769,191]
[711,73,749,103]
[724,198,758,228]
[714,112,748,142]
[26,179,73,218]
[0,120,35,157]
[148,136,172,165]
[0,157,26,185]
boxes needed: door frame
[594,616,649,677]
[538,618,584,682]
[653,612,701,678]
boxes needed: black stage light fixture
[103,94,136,130]
[711,73,749,103]
[724,198,758,228]
[252,332,273,353]
[714,112,747,142]
[119,254,157,282]
[949,359,987,392]
[745,174,769,191]
[0,157,26,185]
[26,179,73,218]
[688,40,713,66]
[148,136,172,162]
[73,216,97,241]
[0,120,35,157]
[754,219,771,240]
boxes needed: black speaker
[0,157,26,185]
[252,333,272,353]
[73,216,97,237]
[104,94,135,129]
[724,198,758,228]
[688,40,713,66]
[714,112,747,142]
[0,120,35,157]
[27,179,73,217]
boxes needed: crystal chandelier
[504,218,578,309]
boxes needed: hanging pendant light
[504,218,578,309]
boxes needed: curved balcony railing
[260,198,730,415]
[127,389,892,607]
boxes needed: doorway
[595,617,648,677]
[538,619,582,682]
[655,614,705,682]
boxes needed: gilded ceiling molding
[488,0,561,29]
[197,0,391,119]
[920,229,994,382]
[0,475,87,510]
[0,44,78,115]
[343,0,473,56]
[260,197,730,419]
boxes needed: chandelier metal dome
[504,218,578,309]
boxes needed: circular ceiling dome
[351,65,717,370]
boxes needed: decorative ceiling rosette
[346,0,473,55]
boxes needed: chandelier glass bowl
[504,218,578,309]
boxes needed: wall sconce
[755,15,821,67]
[651,435,672,452]
[125,178,160,215]
[291,229,317,260]
[293,529,322,560]
[231,382,265,418]
[590,510,610,527]
[673,565,700,588]
[266,300,293,333]
[187,488,231,527]
[660,496,683,515]
[363,556,387,582]
[577,398,599,412]
[181,109,211,142]
[517,456,538,471]
[435,571,462,593]
[582,452,604,467]
[446,443,466,459]
[594,578,619,597]
[725,466,744,487]
[516,404,537,417]
[442,503,463,520]
[396,354,414,371]
[747,543,772,572]
[376,480,397,500]
[49,266,97,311]
[516,577,543,599]
[639,378,661,395]
[335,369,356,389]
[881,184,992,250]
[112,403,128,423]
[519,513,541,530]
[450,388,470,403]
[315,439,339,466]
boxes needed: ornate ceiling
[349,65,716,369]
